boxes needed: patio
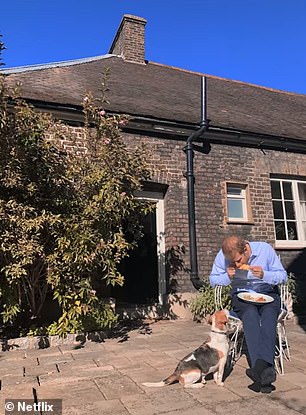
[1,318,306,414]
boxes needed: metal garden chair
[214,282,291,375]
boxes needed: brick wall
[123,132,306,292]
[109,15,146,64]
[57,125,306,293]
[55,126,87,155]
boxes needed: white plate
[237,292,274,304]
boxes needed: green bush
[190,282,231,321]
[287,272,306,316]
[0,64,153,335]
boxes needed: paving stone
[116,362,155,374]
[123,366,165,385]
[64,399,129,415]
[163,348,196,361]
[271,389,306,414]
[94,372,144,399]
[69,348,110,359]
[223,371,266,398]
[55,362,116,379]
[279,371,306,388]
[184,382,240,403]
[146,342,188,353]
[23,346,63,356]
[109,348,152,360]
[1,374,39,388]
[163,406,216,415]
[1,385,38,410]
[142,355,179,370]
[36,354,75,366]
[121,388,202,415]
[106,356,133,369]
[210,395,300,415]
[35,378,105,406]
[0,365,25,378]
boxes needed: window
[270,178,306,247]
[226,183,249,222]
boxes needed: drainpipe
[183,76,210,290]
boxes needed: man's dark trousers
[232,293,281,366]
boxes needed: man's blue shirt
[209,241,288,287]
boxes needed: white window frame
[271,178,306,248]
[226,183,249,222]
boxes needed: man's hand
[227,265,236,279]
[250,265,264,279]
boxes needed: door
[112,209,159,304]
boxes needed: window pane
[300,201,306,220]
[272,201,284,219]
[285,201,296,220]
[228,199,243,218]
[275,221,286,240]
[298,183,306,202]
[271,181,281,199]
[302,222,306,240]
[283,182,293,200]
[227,186,243,196]
[272,179,306,242]
[287,222,298,240]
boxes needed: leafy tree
[0,65,152,335]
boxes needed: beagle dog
[142,309,230,388]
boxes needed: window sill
[226,220,255,225]
[275,242,306,250]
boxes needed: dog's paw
[216,381,224,386]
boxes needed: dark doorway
[112,210,159,304]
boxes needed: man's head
[222,235,250,267]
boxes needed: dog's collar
[211,330,227,335]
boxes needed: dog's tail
[142,373,178,388]
[141,380,166,387]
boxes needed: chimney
[109,14,147,64]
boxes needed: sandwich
[238,264,251,271]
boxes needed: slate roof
[2,54,306,141]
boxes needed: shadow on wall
[287,248,306,328]
[165,244,188,293]
[161,245,194,319]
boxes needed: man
[209,235,287,393]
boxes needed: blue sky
[1,0,306,94]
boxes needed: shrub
[0,67,152,335]
[190,281,231,321]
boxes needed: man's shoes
[261,366,276,385]
[246,359,269,383]
[261,384,276,394]
[248,382,276,394]
[246,368,260,383]
[246,359,276,394]
[247,382,261,393]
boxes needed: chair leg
[275,325,285,375]
[281,323,291,361]
[229,329,244,367]
[284,336,291,361]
